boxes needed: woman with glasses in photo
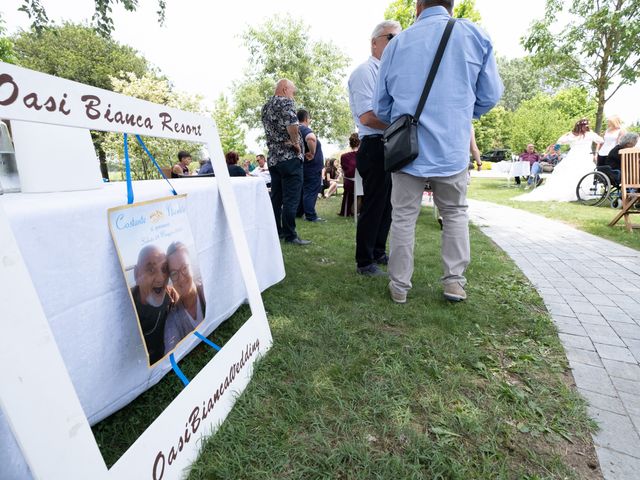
[163,241,206,354]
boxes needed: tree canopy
[496,57,547,111]
[385,0,481,28]
[17,0,166,37]
[0,15,16,63]
[233,16,352,145]
[12,23,150,178]
[102,72,204,180]
[13,23,148,90]
[212,95,247,156]
[522,0,640,133]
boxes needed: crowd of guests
[256,0,505,306]
[163,0,637,308]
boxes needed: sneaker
[443,282,467,302]
[356,264,388,277]
[306,217,326,223]
[285,237,311,246]
[374,254,389,265]
[536,177,544,187]
[388,282,406,304]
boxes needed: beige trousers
[389,169,470,295]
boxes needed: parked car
[480,149,511,162]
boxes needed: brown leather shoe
[443,282,467,302]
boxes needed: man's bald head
[134,244,169,307]
[275,79,297,99]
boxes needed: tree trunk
[98,147,109,181]
[595,85,606,135]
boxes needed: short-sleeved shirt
[299,124,324,172]
[348,56,384,139]
[261,95,303,167]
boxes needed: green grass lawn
[468,177,640,251]
[94,195,600,479]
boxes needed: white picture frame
[0,62,273,479]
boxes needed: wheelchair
[576,166,622,207]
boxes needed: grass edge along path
[468,177,640,251]
[94,196,602,479]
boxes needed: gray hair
[371,20,401,40]
[619,132,639,148]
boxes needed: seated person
[527,144,560,188]
[321,158,338,198]
[541,144,561,165]
[249,153,271,187]
[172,150,192,178]
[518,143,540,186]
[604,132,639,185]
[243,159,255,174]
[225,151,247,177]
[198,157,213,175]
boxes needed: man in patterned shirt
[261,79,310,245]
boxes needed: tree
[497,56,546,111]
[212,95,247,156]
[13,23,149,178]
[17,0,166,37]
[522,0,640,134]
[508,87,597,153]
[101,72,204,180]
[384,0,415,29]
[472,106,512,153]
[233,16,352,145]
[385,0,481,28]
[453,0,481,23]
[0,15,16,63]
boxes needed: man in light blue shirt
[374,0,502,303]
[348,20,402,277]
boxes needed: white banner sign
[0,62,273,479]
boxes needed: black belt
[362,134,383,140]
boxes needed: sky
[2,0,639,151]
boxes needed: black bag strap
[414,18,456,119]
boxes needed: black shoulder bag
[382,18,456,173]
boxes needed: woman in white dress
[516,118,604,202]
[596,115,626,167]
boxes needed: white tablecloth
[493,160,531,178]
[0,177,285,479]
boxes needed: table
[493,160,531,186]
[0,177,285,479]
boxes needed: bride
[516,118,604,202]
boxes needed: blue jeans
[269,158,303,241]
[300,167,322,221]
[527,162,542,185]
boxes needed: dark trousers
[270,158,303,241]
[298,167,322,221]
[356,136,392,267]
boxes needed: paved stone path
[468,199,640,480]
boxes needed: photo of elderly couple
[108,196,206,367]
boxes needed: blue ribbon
[135,134,178,196]
[169,353,190,386]
[122,133,178,204]
[123,133,134,204]
[194,331,222,351]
